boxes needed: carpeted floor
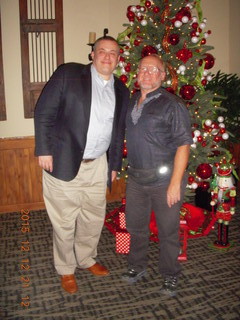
[0,201,240,320]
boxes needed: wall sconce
[88,28,109,61]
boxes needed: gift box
[116,231,130,254]
[119,211,127,230]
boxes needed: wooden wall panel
[0,137,44,213]
[0,137,126,213]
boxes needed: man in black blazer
[34,36,129,294]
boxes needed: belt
[82,159,96,163]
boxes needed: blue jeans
[125,177,187,277]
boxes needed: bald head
[137,54,166,94]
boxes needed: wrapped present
[116,231,130,254]
[119,211,127,230]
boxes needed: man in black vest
[34,36,129,294]
[122,54,192,297]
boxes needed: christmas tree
[115,0,235,198]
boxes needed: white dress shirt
[83,65,116,159]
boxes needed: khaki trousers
[42,154,107,275]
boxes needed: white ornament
[167,80,172,85]
[131,6,137,12]
[203,132,208,137]
[204,32,209,38]
[177,70,181,74]
[196,32,200,36]
[205,119,212,126]
[121,68,126,74]
[191,143,197,149]
[179,65,186,72]
[200,22,206,29]
[136,12,142,17]
[219,123,225,128]
[186,3,193,9]
[212,129,218,136]
[123,51,130,56]
[141,20,147,26]
[191,182,198,189]
[118,61,124,68]
[203,70,209,76]
[192,16,198,23]
[194,130,201,137]
[222,133,229,140]
[174,20,182,28]
[203,18,207,23]
[218,116,224,123]
[207,75,212,81]
[191,36,199,43]
[140,7,145,12]
[182,16,189,23]
[193,137,198,143]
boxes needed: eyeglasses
[138,66,163,74]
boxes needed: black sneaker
[121,268,147,284]
[160,276,178,297]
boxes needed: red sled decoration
[116,231,130,254]
[104,199,217,261]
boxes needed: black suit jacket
[34,63,129,185]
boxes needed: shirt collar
[91,64,114,88]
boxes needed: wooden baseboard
[0,137,126,213]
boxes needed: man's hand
[38,155,53,172]
[167,183,181,208]
[111,171,117,182]
[166,144,190,208]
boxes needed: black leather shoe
[121,268,147,284]
[160,276,178,297]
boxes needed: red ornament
[141,45,158,57]
[176,48,192,63]
[200,181,210,191]
[214,136,222,142]
[145,1,152,8]
[199,53,215,70]
[202,141,207,147]
[196,163,212,179]
[134,39,141,46]
[201,79,207,86]
[190,30,196,37]
[220,128,226,134]
[124,65,131,73]
[179,85,196,100]
[204,53,215,69]
[134,81,140,88]
[176,7,191,20]
[192,22,199,29]
[188,176,195,183]
[153,6,160,13]
[165,87,175,94]
[127,11,135,22]
[137,15,143,22]
[119,74,128,84]
[168,33,180,45]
